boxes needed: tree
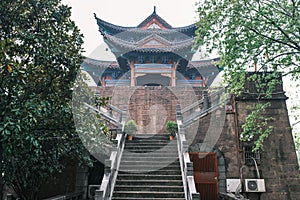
[0,0,109,199]
[195,0,300,150]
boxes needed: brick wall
[237,100,300,200]
[185,75,300,200]
[97,82,300,199]
[97,86,203,134]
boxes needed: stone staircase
[112,134,185,200]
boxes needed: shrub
[124,120,138,135]
[166,120,178,137]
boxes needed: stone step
[122,149,177,153]
[124,146,177,151]
[119,160,179,166]
[125,143,177,147]
[112,133,183,199]
[128,137,170,141]
[118,169,181,175]
[112,198,185,200]
[119,165,180,172]
[114,180,183,187]
[122,152,178,158]
[114,185,184,192]
[116,174,182,181]
[120,156,179,161]
[112,191,185,198]
[125,140,175,145]
[119,166,181,173]
[133,134,169,138]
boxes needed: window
[138,56,144,63]
[149,56,155,63]
[243,145,261,166]
[112,71,121,79]
[161,56,167,64]
[190,73,196,80]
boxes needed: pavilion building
[75,7,300,200]
[82,7,221,88]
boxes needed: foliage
[165,121,178,137]
[196,0,300,150]
[0,0,109,199]
[240,102,273,151]
[72,72,112,157]
[124,120,138,135]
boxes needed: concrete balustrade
[176,105,200,200]
[95,130,126,200]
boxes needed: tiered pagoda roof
[95,7,196,36]
[94,7,197,57]
[83,7,222,87]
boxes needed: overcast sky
[61,0,300,132]
[62,0,199,57]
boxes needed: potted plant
[124,120,138,140]
[165,120,178,140]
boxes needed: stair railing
[84,103,122,128]
[181,89,222,116]
[95,108,127,200]
[182,88,227,127]
[176,105,200,200]
[42,191,84,200]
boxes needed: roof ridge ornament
[153,6,156,14]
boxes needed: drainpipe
[233,95,242,180]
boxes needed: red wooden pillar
[171,62,178,87]
[129,61,136,86]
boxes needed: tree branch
[243,0,300,51]
[245,26,299,51]
[260,51,300,70]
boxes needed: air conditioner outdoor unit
[226,179,241,193]
[244,179,266,192]
[88,185,101,199]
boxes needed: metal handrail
[43,191,84,200]
[181,98,204,114]
[181,88,224,116]
[176,106,200,200]
[84,103,121,127]
[183,102,224,127]
[95,106,127,200]
[95,130,126,200]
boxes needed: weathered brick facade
[184,76,300,200]
[95,80,300,200]
[96,86,203,133]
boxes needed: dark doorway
[143,83,162,86]
[136,74,170,86]
[88,158,105,185]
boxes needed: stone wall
[184,77,300,200]
[97,86,203,133]
[96,82,300,199]
[237,99,300,200]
